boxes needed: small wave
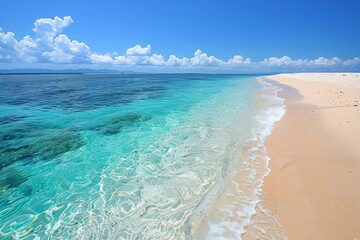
[196,77,286,240]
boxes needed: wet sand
[262,73,360,239]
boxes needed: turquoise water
[0,74,280,239]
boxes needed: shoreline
[261,73,360,239]
[197,76,286,240]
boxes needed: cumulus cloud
[166,55,190,66]
[227,55,251,65]
[33,16,74,43]
[90,53,116,64]
[310,57,342,66]
[343,57,360,66]
[259,56,349,69]
[0,15,360,72]
[261,56,295,66]
[42,34,90,63]
[0,16,90,63]
[0,31,19,61]
[189,49,224,66]
[126,44,151,56]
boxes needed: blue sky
[0,0,359,72]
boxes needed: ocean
[0,74,285,239]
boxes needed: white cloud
[227,55,251,65]
[309,57,342,66]
[42,34,90,63]
[33,16,73,43]
[90,53,116,64]
[0,31,19,61]
[343,57,360,66]
[126,44,151,56]
[0,16,360,72]
[261,56,292,66]
[145,54,165,65]
[257,56,351,69]
[0,16,90,63]
[189,49,224,67]
[113,55,133,65]
[166,54,190,66]
[260,56,308,66]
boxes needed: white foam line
[204,76,287,240]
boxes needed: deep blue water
[0,73,266,239]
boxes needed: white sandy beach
[261,73,360,239]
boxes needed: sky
[0,0,360,73]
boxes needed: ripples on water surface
[0,73,283,239]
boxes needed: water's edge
[190,76,287,239]
[240,77,288,239]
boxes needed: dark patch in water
[0,74,168,110]
[40,131,85,159]
[131,86,166,93]
[97,114,152,135]
[22,184,33,196]
[0,124,85,170]
[0,115,26,125]
[0,167,27,189]
[49,88,80,95]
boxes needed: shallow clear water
[0,73,281,239]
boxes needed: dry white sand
[261,73,360,240]
[275,73,360,88]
